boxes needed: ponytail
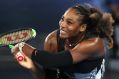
[99,13,114,48]
[72,4,114,48]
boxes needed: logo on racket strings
[5,32,28,42]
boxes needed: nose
[59,20,67,28]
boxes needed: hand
[18,56,36,69]
[11,42,36,69]
[12,42,36,58]
[20,42,36,58]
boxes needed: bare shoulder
[44,30,58,53]
[81,37,104,52]
[70,37,105,63]
[82,37,103,45]
[72,37,104,55]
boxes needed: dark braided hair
[71,3,114,48]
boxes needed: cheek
[68,26,80,36]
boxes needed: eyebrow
[67,18,74,21]
[62,16,75,22]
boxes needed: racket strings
[1,29,33,45]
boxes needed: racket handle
[16,51,25,61]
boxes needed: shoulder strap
[56,30,65,52]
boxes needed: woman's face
[59,8,84,39]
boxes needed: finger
[11,43,20,54]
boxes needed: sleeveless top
[45,29,108,79]
[55,29,108,79]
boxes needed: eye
[61,18,64,22]
[67,21,73,25]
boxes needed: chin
[60,34,68,39]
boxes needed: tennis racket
[0,28,37,61]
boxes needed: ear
[79,24,87,32]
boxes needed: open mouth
[60,30,67,35]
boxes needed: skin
[59,8,84,39]
[12,8,105,79]
[44,8,105,63]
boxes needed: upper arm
[70,37,104,63]
[44,30,58,53]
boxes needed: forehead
[63,8,83,21]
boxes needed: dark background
[0,0,119,79]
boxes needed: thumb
[11,43,19,55]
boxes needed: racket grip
[16,51,25,61]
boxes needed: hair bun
[102,13,114,24]
[90,13,100,20]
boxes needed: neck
[66,32,85,48]
[69,32,84,43]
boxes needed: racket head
[0,28,36,46]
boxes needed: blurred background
[0,0,119,79]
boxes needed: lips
[60,30,67,34]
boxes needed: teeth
[21,37,24,42]
[61,30,66,33]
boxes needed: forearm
[15,42,73,68]
[31,50,73,68]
